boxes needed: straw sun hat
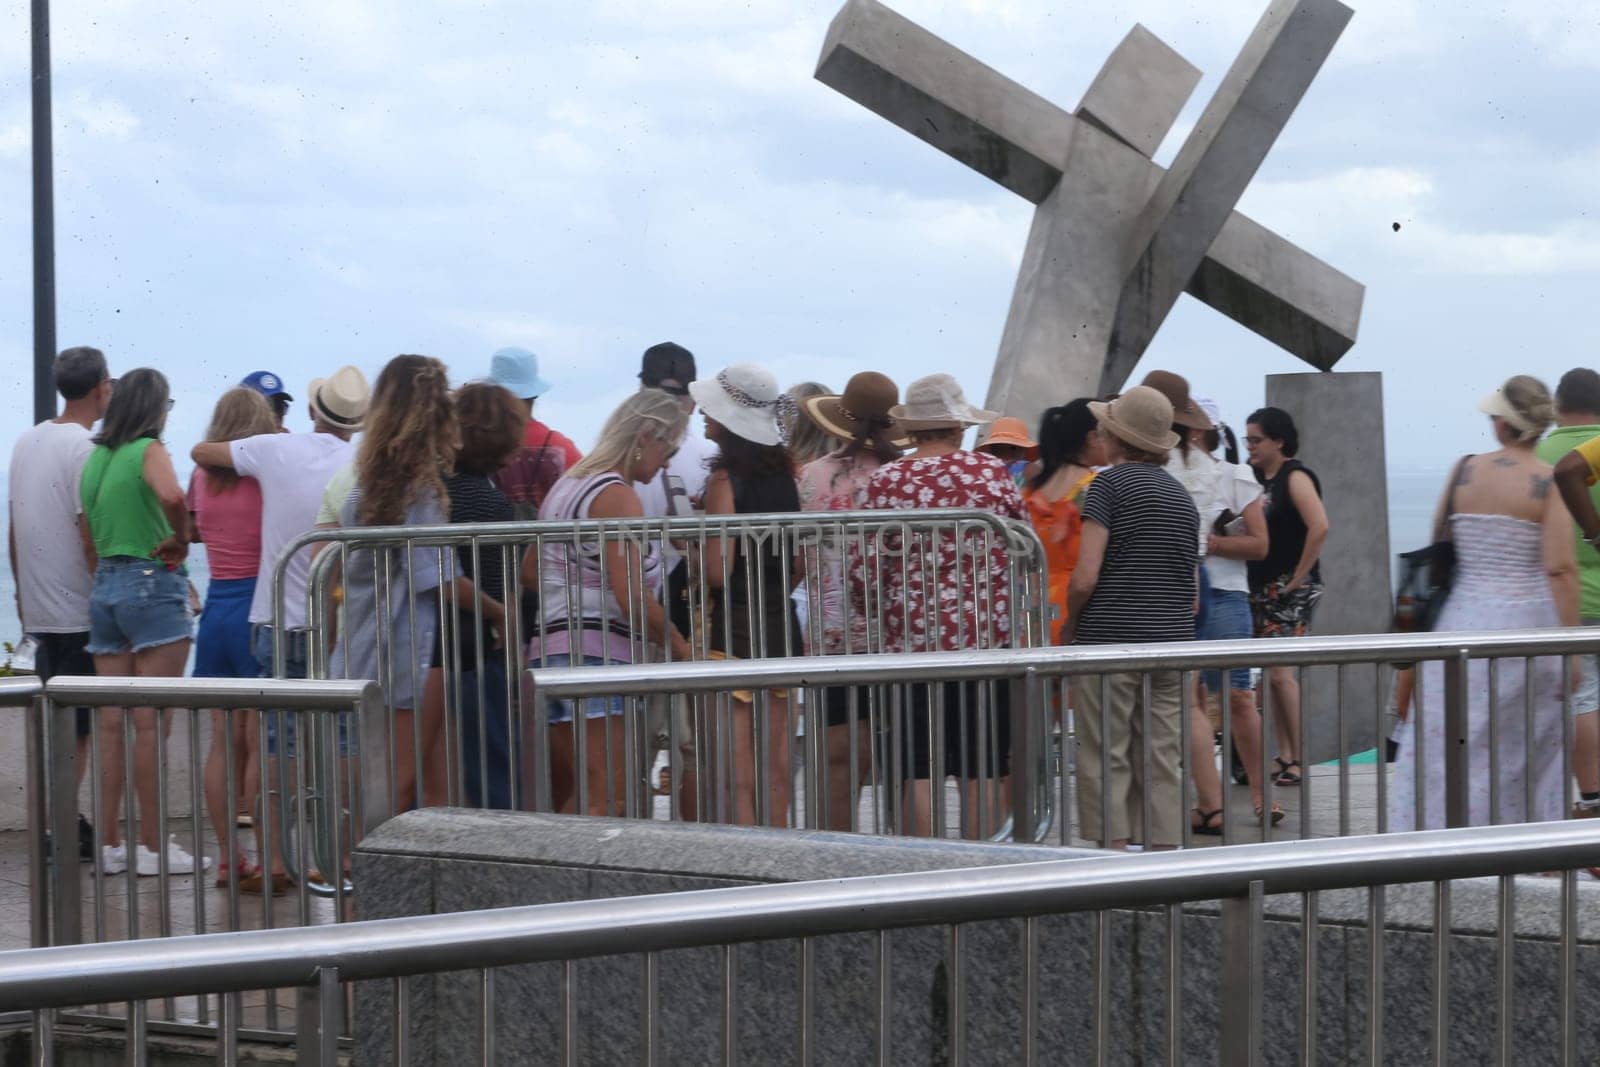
[689,363,786,447]
[1088,386,1180,454]
[802,371,902,442]
[1140,370,1213,431]
[888,373,997,431]
[306,365,371,431]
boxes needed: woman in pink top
[188,388,278,891]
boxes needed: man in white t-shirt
[8,346,114,859]
[191,365,370,678]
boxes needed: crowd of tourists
[9,342,1598,884]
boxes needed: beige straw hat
[888,373,997,431]
[1088,386,1180,454]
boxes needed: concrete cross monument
[816,0,1390,759]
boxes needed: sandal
[214,857,252,889]
[238,866,292,896]
[1190,807,1224,836]
[1254,802,1286,827]
[1272,758,1302,786]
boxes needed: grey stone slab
[1075,25,1201,159]
[1190,209,1364,372]
[814,0,1075,203]
[1104,0,1354,393]
[1266,372,1391,765]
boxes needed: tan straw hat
[803,371,901,442]
[975,417,1039,459]
[889,373,998,431]
[1088,386,1180,454]
[307,365,371,431]
[1140,369,1213,431]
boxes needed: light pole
[32,0,57,423]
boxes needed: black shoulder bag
[1394,455,1471,633]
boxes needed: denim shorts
[86,557,193,655]
[542,653,628,724]
[1199,587,1253,692]
[1572,617,1600,717]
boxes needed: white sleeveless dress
[1388,513,1566,829]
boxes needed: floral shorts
[1251,577,1324,639]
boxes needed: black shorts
[33,631,95,736]
[822,685,878,729]
[897,680,1011,780]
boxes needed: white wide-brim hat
[888,373,997,430]
[689,363,784,447]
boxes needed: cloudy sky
[2,0,1598,472]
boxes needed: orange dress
[1024,472,1095,644]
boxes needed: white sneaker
[134,838,213,877]
[99,843,127,875]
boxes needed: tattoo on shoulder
[1492,456,1519,469]
[1532,475,1552,500]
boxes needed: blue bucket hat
[487,346,550,400]
[240,369,293,401]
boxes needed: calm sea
[0,465,1448,651]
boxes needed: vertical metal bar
[479,969,497,1066]
[1219,880,1264,1067]
[1559,869,1577,1065]
[1337,664,1349,838]
[1091,911,1110,1064]
[642,951,659,1067]
[1489,657,1502,824]
[1375,664,1388,835]
[721,944,739,1066]
[1295,663,1311,841]
[31,0,58,425]
[1301,890,1319,1065]
[1011,669,1041,843]
[799,937,815,1067]
[875,929,892,1067]
[1496,875,1514,1067]
[1099,674,1112,847]
[128,998,149,1067]
[25,695,49,948]
[45,695,80,946]
[393,976,411,1066]
[31,1008,54,1066]
[1443,650,1470,828]
[1139,672,1153,850]
[560,960,578,1067]
[1523,656,1536,822]
[1022,916,1040,1067]
[946,924,966,1067]
[1431,880,1451,1066]
[1367,884,1386,1065]
[1165,904,1182,1067]
[218,989,239,1066]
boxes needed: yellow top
[1577,434,1600,485]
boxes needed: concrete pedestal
[1264,371,1392,766]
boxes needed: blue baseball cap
[240,370,293,401]
[487,346,550,400]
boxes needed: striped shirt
[1073,461,1200,645]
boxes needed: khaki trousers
[1072,670,1184,846]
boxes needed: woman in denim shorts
[80,368,204,877]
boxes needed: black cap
[639,342,696,395]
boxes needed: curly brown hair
[356,354,458,526]
[453,382,525,476]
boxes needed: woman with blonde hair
[524,389,692,815]
[1390,376,1577,828]
[189,388,280,889]
[783,381,836,466]
[330,355,505,814]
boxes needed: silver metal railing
[532,626,1600,848]
[25,676,384,1053]
[267,510,1049,832]
[1,820,1596,1064]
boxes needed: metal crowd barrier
[532,627,1600,848]
[24,676,383,1052]
[269,510,1049,831]
[1,821,1595,1065]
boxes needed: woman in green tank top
[79,368,207,877]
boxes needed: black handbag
[1394,455,1471,633]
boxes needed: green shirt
[80,438,172,561]
[1536,424,1600,618]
